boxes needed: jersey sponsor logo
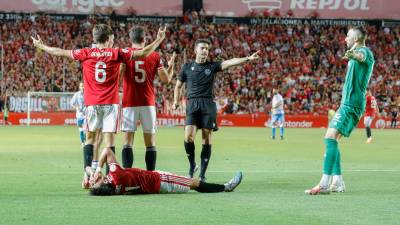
[110,164,117,172]
[122,48,129,53]
[205,69,212,75]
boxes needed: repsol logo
[290,0,370,11]
[31,0,125,13]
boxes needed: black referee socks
[199,144,211,179]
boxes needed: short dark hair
[129,27,145,44]
[90,183,115,196]
[92,24,113,44]
[195,39,211,47]
[351,26,367,41]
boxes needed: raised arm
[132,26,166,59]
[90,147,118,183]
[158,52,176,84]
[31,35,73,59]
[221,50,260,70]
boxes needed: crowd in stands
[0,14,399,116]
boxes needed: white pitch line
[0,169,399,175]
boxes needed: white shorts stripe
[158,171,192,193]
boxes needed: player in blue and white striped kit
[70,82,86,146]
[271,88,285,140]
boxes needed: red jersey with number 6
[365,95,377,117]
[122,48,163,107]
[107,163,161,194]
[71,47,132,106]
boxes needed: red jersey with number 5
[365,95,377,117]
[71,47,132,105]
[107,163,161,194]
[122,48,163,107]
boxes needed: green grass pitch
[0,126,399,225]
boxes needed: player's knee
[202,139,211,145]
[185,135,195,143]
[86,132,96,144]
[143,133,156,147]
[324,128,339,139]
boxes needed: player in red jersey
[88,148,243,195]
[31,24,167,187]
[120,26,176,171]
[364,89,378,143]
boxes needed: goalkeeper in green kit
[305,26,375,195]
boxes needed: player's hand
[167,52,176,67]
[157,26,167,41]
[31,35,44,48]
[248,50,261,61]
[173,101,179,110]
[91,170,102,183]
[343,50,355,59]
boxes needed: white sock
[91,160,99,171]
[332,175,343,186]
[319,174,331,188]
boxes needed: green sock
[323,138,338,175]
[332,147,342,175]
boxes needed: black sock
[184,141,195,169]
[145,146,157,171]
[106,146,116,174]
[199,144,211,179]
[122,145,133,168]
[83,144,94,169]
[195,181,225,193]
[366,127,372,138]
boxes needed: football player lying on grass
[88,148,243,195]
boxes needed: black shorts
[186,98,217,129]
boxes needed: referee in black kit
[173,39,260,181]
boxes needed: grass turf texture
[0,126,399,225]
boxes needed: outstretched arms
[221,50,260,70]
[31,35,73,59]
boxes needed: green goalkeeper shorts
[329,105,363,137]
